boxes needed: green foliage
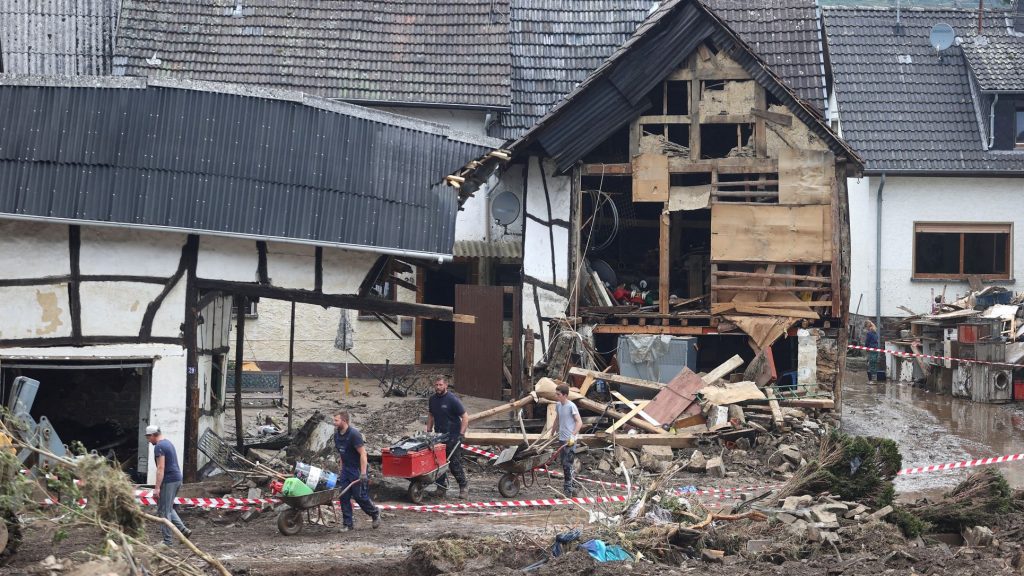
[819,431,901,507]
[889,507,930,538]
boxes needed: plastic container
[976,291,1012,309]
[382,444,446,478]
[294,462,338,491]
[1014,375,1024,401]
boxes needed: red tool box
[382,444,447,478]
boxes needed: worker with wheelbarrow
[333,411,381,531]
[553,384,583,497]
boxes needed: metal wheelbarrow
[276,479,359,535]
[491,436,564,498]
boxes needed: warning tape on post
[848,344,1020,368]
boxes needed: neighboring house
[455,0,861,400]
[0,76,494,480]
[824,6,1024,335]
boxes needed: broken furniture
[225,368,284,407]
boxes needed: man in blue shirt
[333,411,380,530]
[145,425,191,545]
[426,376,468,498]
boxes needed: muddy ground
[7,370,1024,575]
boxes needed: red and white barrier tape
[898,453,1024,476]
[462,444,632,491]
[848,344,1020,368]
[380,494,629,511]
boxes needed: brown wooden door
[455,285,504,401]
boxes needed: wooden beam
[699,114,755,124]
[733,304,819,320]
[611,391,663,429]
[758,264,776,302]
[715,285,832,293]
[689,61,700,160]
[753,87,767,157]
[639,114,691,124]
[659,207,670,314]
[712,270,832,283]
[765,388,784,429]
[668,157,778,174]
[776,398,834,410]
[716,300,834,309]
[606,400,651,433]
[578,374,596,396]
[591,325,708,335]
[750,107,792,127]
[568,367,664,393]
[463,431,697,449]
[702,354,744,384]
[467,394,536,423]
[581,163,632,176]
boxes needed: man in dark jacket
[426,376,468,498]
[333,411,380,530]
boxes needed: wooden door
[454,285,504,400]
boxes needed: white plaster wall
[196,236,259,283]
[79,281,166,336]
[0,220,69,278]
[522,156,572,287]
[849,175,1024,317]
[151,277,187,338]
[373,106,489,136]
[522,283,570,364]
[236,275,418,366]
[0,343,188,484]
[0,284,72,339]
[320,247,378,294]
[80,227,186,277]
[455,166,526,243]
[199,297,233,352]
[266,241,316,290]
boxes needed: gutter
[875,173,886,335]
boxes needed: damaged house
[456,0,863,405]
[0,77,494,480]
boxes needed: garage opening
[0,359,152,482]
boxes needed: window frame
[357,279,398,321]
[1016,107,1024,149]
[912,222,1013,281]
[230,299,258,319]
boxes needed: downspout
[875,173,886,336]
[988,93,999,148]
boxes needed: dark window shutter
[992,97,1016,150]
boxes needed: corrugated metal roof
[111,0,511,110]
[510,0,859,173]
[453,239,522,259]
[825,7,1024,174]
[498,0,830,139]
[0,0,121,76]
[0,77,503,257]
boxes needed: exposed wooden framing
[639,114,691,124]
[659,207,670,314]
[710,263,719,304]
[700,114,755,125]
[68,225,82,340]
[733,304,819,320]
[580,158,778,176]
[715,179,779,187]
[0,335,183,348]
[712,191,778,198]
[0,274,172,287]
[462,431,697,449]
[287,301,296,434]
[314,247,323,292]
[607,400,651,433]
[194,278,468,322]
[233,294,247,451]
[388,276,417,293]
[580,163,632,176]
[591,325,708,335]
[511,284,523,398]
[689,58,700,160]
[715,300,833,310]
[414,270,424,364]
[182,234,200,482]
[667,67,750,81]
[568,367,664,392]
[255,241,269,284]
[751,107,793,127]
[466,394,536,423]
[758,264,776,302]
[712,270,831,283]
[716,284,831,293]
[753,87,767,157]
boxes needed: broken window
[358,278,397,320]
[699,123,753,158]
[231,299,258,318]
[913,223,1011,279]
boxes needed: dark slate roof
[111,0,511,110]
[961,32,1024,92]
[507,0,858,172]
[824,7,1024,174]
[0,0,120,75]
[499,0,828,139]
[0,77,502,258]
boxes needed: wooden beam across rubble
[462,431,697,449]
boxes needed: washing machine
[970,342,1013,404]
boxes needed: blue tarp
[579,539,633,562]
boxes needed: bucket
[294,462,338,491]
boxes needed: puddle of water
[841,369,1024,496]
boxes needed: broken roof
[0,0,120,75]
[0,77,502,258]
[507,0,859,172]
[112,0,511,110]
[500,0,830,139]
[825,7,1024,174]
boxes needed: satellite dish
[930,23,955,52]
[490,191,521,226]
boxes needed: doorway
[0,359,152,481]
[419,263,470,364]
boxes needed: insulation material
[724,315,795,350]
[711,204,831,263]
[700,80,756,116]
[766,104,828,156]
[778,148,835,205]
[669,184,712,211]
[632,152,669,202]
[639,133,689,157]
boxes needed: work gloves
[359,473,369,488]
[567,435,577,447]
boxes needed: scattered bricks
[780,448,803,465]
[809,507,838,524]
[787,519,809,536]
[806,524,823,542]
[247,487,263,499]
[782,495,813,511]
[866,505,893,522]
[776,513,798,525]
[964,526,994,548]
[640,445,673,473]
[813,521,841,530]
[818,502,850,514]
[739,492,755,501]
[728,405,746,425]
[823,531,841,545]
[746,540,771,553]
[844,505,868,519]
[773,463,793,475]
[685,450,707,472]
[803,420,821,431]
[597,458,612,472]
[705,456,726,478]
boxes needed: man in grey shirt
[552,383,583,497]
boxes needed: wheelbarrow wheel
[408,479,427,504]
[498,473,520,498]
[277,508,303,536]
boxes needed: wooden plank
[568,367,663,392]
[750,107,792,127]
[576,397,665,434]
[711,204,832,263]
[632,152,670,202]
[639,114,691,124]
[467,394,536,423]
[591,325,708,335]
[578,374,596,396]
[765,388,784,429]
[453,313,477,324]
[777,398,834,410]
[541,403,557,437]
[712,270,831,283]
[643,368,707,425]
[689,60,700,160]
[607,400,651,433]
[463,432,697,448]
[734,303,819,320]
[778,149,835,205]
[715,285,831,293]
[758,264,776,302]
[660,207,670,314]
[715,300,834,308]
[610,391,663,429]
[702,354,744,385]
[699,114,755,124]
[667,158,778,174]
[581,163,632,176]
